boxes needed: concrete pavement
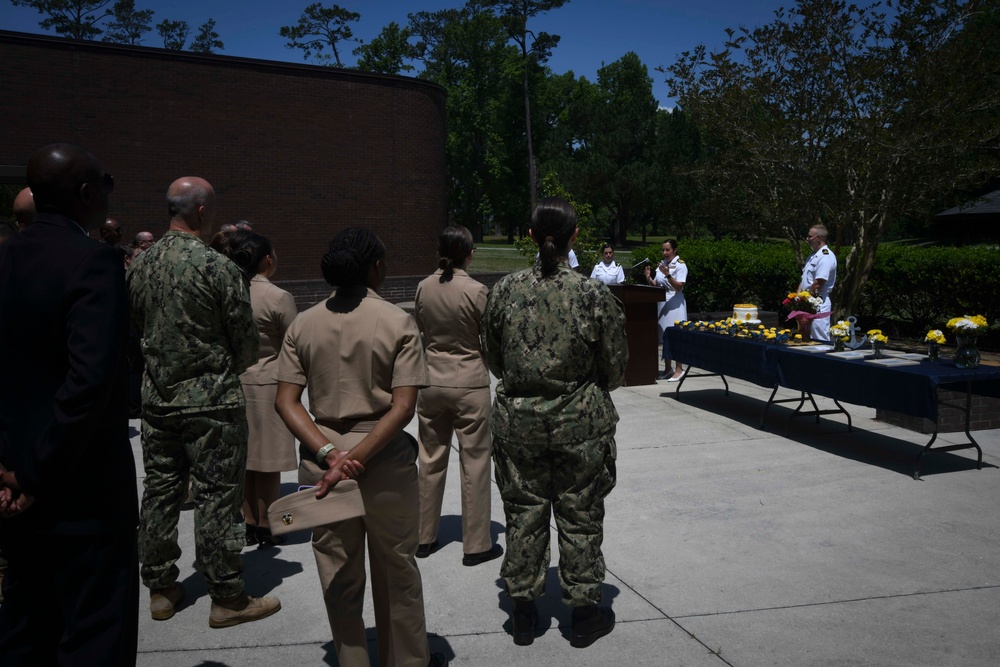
[133,373,1000,666]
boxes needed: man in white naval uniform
[799,225,837,342]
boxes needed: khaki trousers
[416,385,493,553]
[299,427,429,667]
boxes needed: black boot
[511,599,538,646]
[570,604,615,648]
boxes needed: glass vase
[872,342,885,359]
[834,338,845,352]
[953,335,981,369]
[927,341,939,362]
[796,317,812,340]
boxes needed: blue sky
[0,0,790,106]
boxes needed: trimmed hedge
[630,241,999,347]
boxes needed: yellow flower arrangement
[946,315,989,335]
[829,320,850,342]
[867,329,888,344]
[924,329,946,344]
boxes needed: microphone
[630,258,651,271]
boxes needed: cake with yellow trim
[733,304,760,323]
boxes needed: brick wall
[0,30,447,280]
[876,389,1000,434]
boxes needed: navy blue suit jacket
[0,213,138,535]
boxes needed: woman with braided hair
[413,225,501,566]
[212,230,298,549]
[275,227,446,667]
[482,197,627,649]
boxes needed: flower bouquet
[782,290,832,338]
[924,329,945,362]
[946,315,988,336]
[867,329,888,359]
[946,315,988,369]
[830,320,850,352]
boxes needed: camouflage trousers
[492,432,617,606]
[139,408,248,600]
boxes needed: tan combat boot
[149,583,185,621]
[208,593,281,628]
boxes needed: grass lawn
[470,243,531,274]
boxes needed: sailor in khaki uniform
[413,225,502,566]
[275,228,446,667]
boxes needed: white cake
[733,304,760,323]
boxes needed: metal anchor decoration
[844,316,867,350]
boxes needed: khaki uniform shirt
[482,263,628,445]
[278,286,429,421]
[241,275,298,386]
[413,268,490,388]
[127,230,258,414]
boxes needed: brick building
[0,30,448,306]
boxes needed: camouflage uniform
[127,231,258,600]
[482,262,627,606]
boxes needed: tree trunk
[836,212,887,319]
[522,59,537,211]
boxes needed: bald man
[127,177,280,628]
[12,187,34,230]
[133,230,154,253]
[99,217,123,245]
[0,144,139,665]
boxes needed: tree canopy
[279,2,361,67]
[665,0,1000,315]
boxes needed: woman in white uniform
[645,239,688,381]
[589,244,625,285]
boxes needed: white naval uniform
[590,261,625,285]
[799,244,837,341]
[655,257,688,337]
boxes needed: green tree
[555,53,659,245]
[665,0,1000,316]
[279,2,360,67]
[353,21,416,74]
[410,4,525,242]
[156,18,188,49]
[485,0,569,209]
[101,0,152,45]
[11,0,112,40]
[652,107,705,241]
[189,18,223,53]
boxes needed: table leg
[672,369,728,398]
[913,382,984,480]
[784,391,851,436]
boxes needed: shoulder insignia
[822,248,829,254]
[677,258,686,263]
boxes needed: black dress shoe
[245,524,258,547]
[511,599,538,646]
[570,604,615,648]
[462,543,503,566]
[416,541,439,558]
[427,651,448,667]
[256,527,285,549]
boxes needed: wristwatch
[315,442,336,465]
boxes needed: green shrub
[627,241,1000,347]
[630,240,801,314]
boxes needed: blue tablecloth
[777,347,1000,421]
[665,328,1000,422]
[664,328,780,388]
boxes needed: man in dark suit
[0,144,139,666]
